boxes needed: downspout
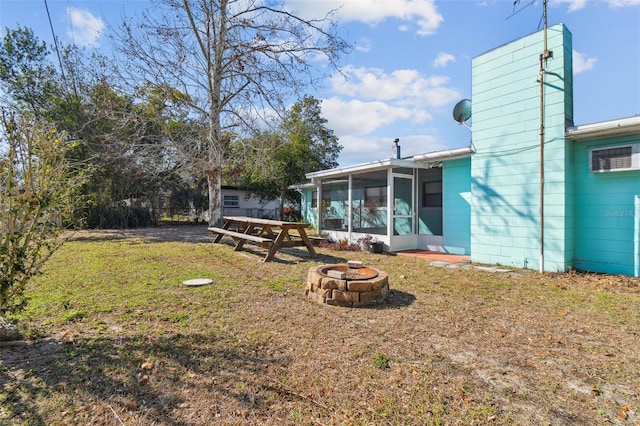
[294,187,306,220]
[634,195,640,277]
[387,168,393,245]
[539,52,545,273]
[414,168,418,239]
[348,174,353,243]
[317,181,323,233]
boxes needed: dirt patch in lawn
[63,223,214,243]
[1,226,639,425]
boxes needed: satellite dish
[452,99,472,126]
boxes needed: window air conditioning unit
[590,144,640,173]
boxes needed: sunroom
[295,146,472,253]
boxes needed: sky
[1,0,639,167]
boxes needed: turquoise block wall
[470,24,573,271]
[443,157,471,254]
[325,183,349,229]
[573,136,640,276]
[301,188,317,229]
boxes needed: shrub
[0,112,87,315]
[85,204,155,229]
[283,206,301,222]
[319,239,361,251]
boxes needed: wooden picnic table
[208,216,317,262]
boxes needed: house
[295,23,640,277]
[159,186,281,221]
[220,186,281,219]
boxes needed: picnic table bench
[208,216,317,262]
[207,227,273,247]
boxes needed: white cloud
[354,37,372,53]
[320,64,462,165]
[421,85,462,108]
[329,66,461,107]
[433,52,456,68]
[337,135,402,164]
[320,99,442,165]
[550,0,587,12]
[287,0,444,36]
[335,133,448,166]
[66,7,105,47]
[552,0,588,12]
[573,49,597,74]
[321,97,416,136]
[608,0,640,6]
[552,0,639,10]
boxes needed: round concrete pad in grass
[182,278,213,286]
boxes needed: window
[590,144,640,173]
[364,186,387,208]
[223,195,239,208]
[422,180,442,208]
[311,190,331,208]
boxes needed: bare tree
[113,0,350,225]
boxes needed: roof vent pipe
[393,138,400,159]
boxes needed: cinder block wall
[470,24,574,272]
[573,136,640,276]
[443,157,471,255]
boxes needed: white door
[390,174,417,251]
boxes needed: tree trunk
[207,168,222,226]
[279,190,286,220]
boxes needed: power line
[506,0,536,20]
[44,0,79,99]
[44,0,66,82]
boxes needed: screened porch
[302,160,445,253]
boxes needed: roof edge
[566,116,640,141]
[304,146,472,181]
[409,146,473,163]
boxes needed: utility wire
[44,0,66,82]
[471,137,562,159]
[506,0,536,20]
[44,0,79,100]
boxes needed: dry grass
[1,225,639,425]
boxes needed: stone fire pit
[305,261,389,307]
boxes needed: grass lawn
[1,226,639,425]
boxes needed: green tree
[1,27,192,228]
[242,96,341,219]
[0,26,59,116]
[114,0,350,225]
[1,110,87,315]
[78,82,190,227]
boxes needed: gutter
[410,146,473,163]
[305,158,420,180]
[305,146,473,181]
[566,116,640,141]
